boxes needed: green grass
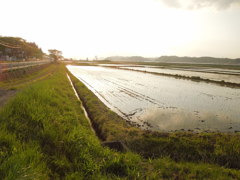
[0,63,54,89]
[0,63,239,179]
[127,132,240,169]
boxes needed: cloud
[159,0,240,10]
[160,0,182,8]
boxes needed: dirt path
[0,89,17,107]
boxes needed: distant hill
[105,56,240,65]
[155,56,240,65]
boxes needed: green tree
[48,49,62,61]
[0,36,44,60]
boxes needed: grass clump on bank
[68,67,240,170]
[128,132,240,169]
[0,63,239,179]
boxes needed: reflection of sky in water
[120,66,240,84]
[67,65,240,132]
[140,107,240,132]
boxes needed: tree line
[0,36,44,60]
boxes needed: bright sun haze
[1,0,240,59]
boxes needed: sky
[1,0,240,59]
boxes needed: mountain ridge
[105,56,240,64]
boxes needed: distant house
[0,46,24,61]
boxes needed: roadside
[0,63,54,108]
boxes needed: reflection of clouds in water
[140,107,239,132]
[141,108,195,130]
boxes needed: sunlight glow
[0,0,240,59]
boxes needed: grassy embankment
[68,69,240,170]
[0,63,239,179]
[0,63,52,88]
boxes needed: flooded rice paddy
[115,66,240,84]
[67,65,240,133]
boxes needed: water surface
[67,65,240,132]
[120,66,240,84]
